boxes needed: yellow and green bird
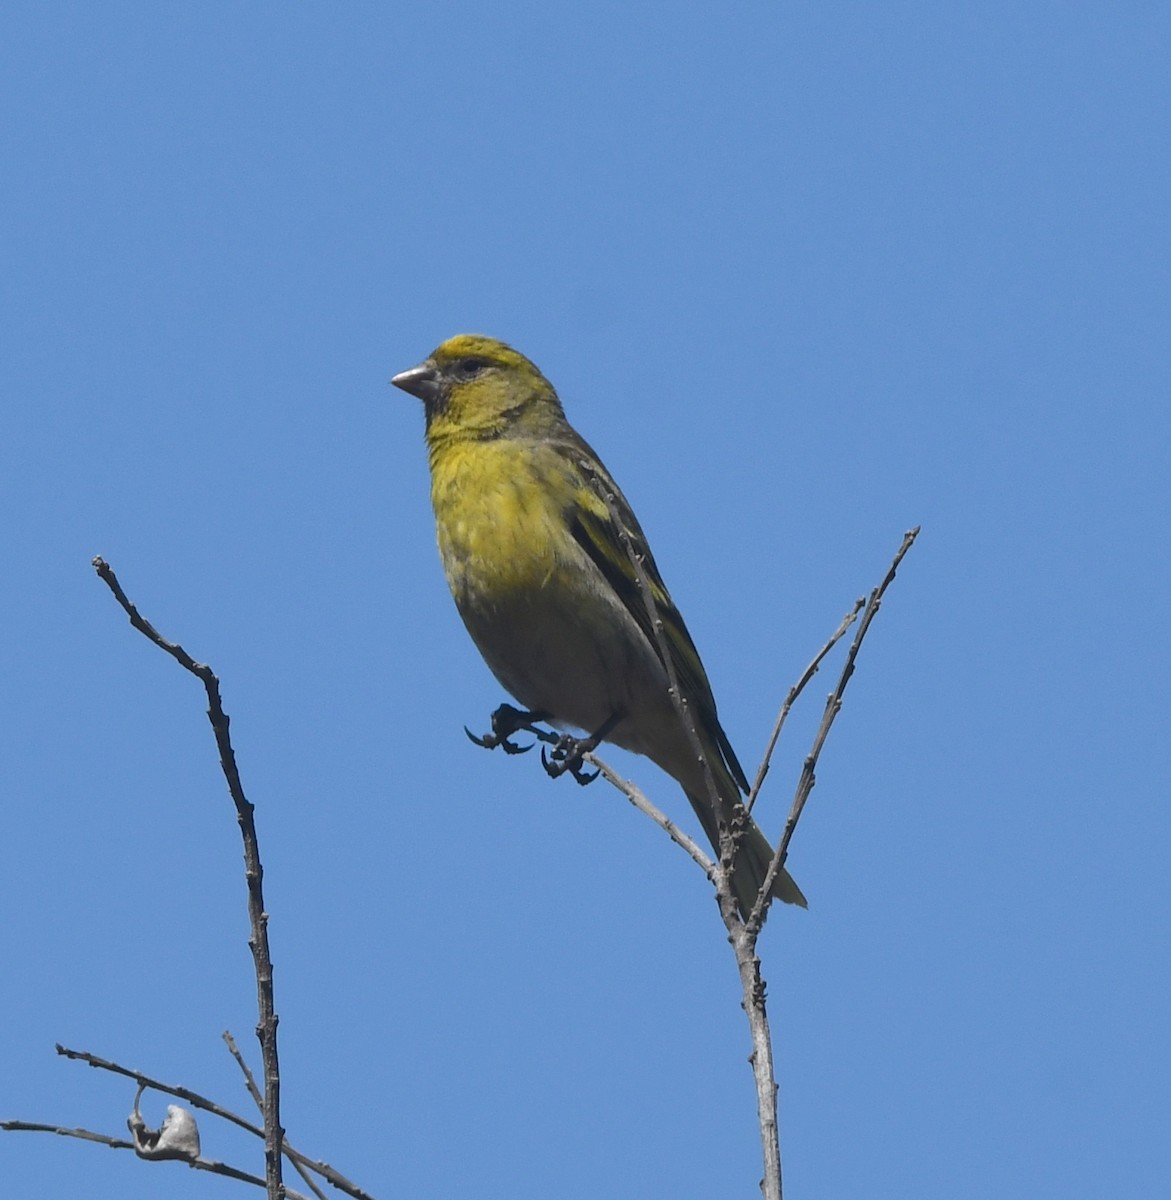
[393,335,806,917]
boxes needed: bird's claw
[541,736,600,786]
[465,703,546,756]
[464,725,534,754]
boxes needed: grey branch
[92,556,285,1199]
[745,597,867,815]
[54,1043,376,1200]
[585,751,716,876]
[1,1119,313,1200]
[519,723,716,878]
[224,1032,338,1200]
[747,526,921,934]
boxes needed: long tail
[685,789,808,918]
[734,817,808,915]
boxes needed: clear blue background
[3,4,1168,1198]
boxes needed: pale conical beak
[391,360,441,404]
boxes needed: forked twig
[51,1043,375,1200]
[0,1120,312,1199]
[575,464,787,1198]
[4,564,372,1199]
[514,508,920,1200]
[223,1033,332,1200]
[91,557,285,1199]
[747,527,921,933]
[745,598,867,815]
[57,1044,266,1139]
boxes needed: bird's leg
[465,703,550,755]
[541,711,624,785]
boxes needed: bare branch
[585,752,715,876]
[745,598,866,815]
[225,1033,330,1200]
[574,466,784,1196]
[53,1041,377,1200]
[748,526,921,934]
[57,1044,266,1139]
[91,556,284,1199]
[277,1148,375,1200]
[727,923,781,1198]
[224,1030,265,1111]
[1,1120,134,1151]
[516,718,717,878]
[1,1120,313,1199]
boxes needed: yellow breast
[429,438,567,600]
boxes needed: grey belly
[457,585,680,764]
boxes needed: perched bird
[392,335,806,917]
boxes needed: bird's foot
[465,704,550,756]
[539,710,623,786]
[541,735,601,785]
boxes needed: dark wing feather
[558,431,750,795]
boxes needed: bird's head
[392,335,564,444]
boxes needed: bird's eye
[455,356,490,379]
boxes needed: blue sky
[3,4,1168,1197]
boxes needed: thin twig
[91,557,285,1200]
[224,1033,329,1200]
[219,1036,376,1200]
[57,1044,266,1140]
[1,1120,134,1151]
[277,1146,374,1200]
[224,1030,265,1111]
[521,722,716,878]
[576,465,783,1198]
[0,1121,313,1199]
[747,527,921,934]
[585,752,716,877]
[54,1042,377,1200]
[745,598,866,814]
